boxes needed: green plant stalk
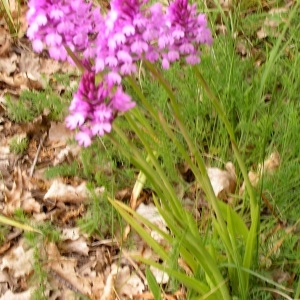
[143,60,230,241]
[193,67,257,212]
[136,257,216,298]
[111,114,230,298]
[124,111,184,218]
[108,199,170,261]
[128,69,231,299]
[192,67,260,294]
[111,199,223,298]
[0,214,41,233]
[146,268,162,300]
[108,124,188,222]
[157,205,230,299]
[0,0,18,35]
[126,76,160,120]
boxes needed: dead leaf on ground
[0,27,11,57]
[0,53,18,75]
[240,152,280,195]
[112,264,145,299]
[44,180,90,204]
[136,203,169,244]
[149,266,169,284]
[60,236,89,256]
[1,167,41,215]
[19,51,45,89]
[0,242,34,278]
[46,242,106,298]
[0,288,33,300]
[48,121,74,146]
[206,162,236,200]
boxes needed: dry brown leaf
[60,236,89,256]
[19,51,45,89]
[60,228,89,256]
[48,121,74,145]
[0,288,33,300]
[53,145,81,166]
[61,227,81,241]
[1,167,41,215]
[258,151,280,175]
[206,162,236,200]
[113,264,145,298]
[149,266,169,284]
[0,243,34,278]
[0,53,18,75]
[239,152,280,195]
[0,72,27,89]
[136,203,168,244]
[0,28,11,57]
[44,180,89,204]
[47,242,92,295]
[236,41,248,57]
[0,145,14,179]
[47,242,105,298]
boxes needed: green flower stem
[193,66,260,293]
[124,110,185,219]
[109,119,184,220]
[192,67,258,215]
[143,60,228,234]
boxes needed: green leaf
[108,198,170,261]
[145,268,162,300]
[0,214,41,233]
[218,201,249,243]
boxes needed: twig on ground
[29,132,47,177]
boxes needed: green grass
[6,83,72,124]
[9,135,29,155]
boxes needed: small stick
[29,132,47,177]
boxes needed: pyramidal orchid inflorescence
[27,0,212,146]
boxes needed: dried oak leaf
[48,121,74,146]
[1,167,40,215]
[60,228,89,256]
[19,51,45,90]
[239,152,280,195]
[206,162,236,200]
[257,7,288,39]
[0,145,14,180]
[52,145,81,166]
[0,72,28,89]
[113,264,145,298]
[136,203,168,244]
[0,243,34,278]
[60,236,89,256]
[44,180,89,204]
[0,53,18,75]
[0,27,11,57]
[46,242,105,298]
[149,266,169,285]
[0,288,33,300]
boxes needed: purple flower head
[27,0,213,146]
[66,70,135,146]
[161,0,213,66]
[26,0,101,61]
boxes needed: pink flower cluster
[27,0,213,146]
[65,70,135,146]
[27,0,101,61]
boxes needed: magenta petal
[75,130,92,147]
